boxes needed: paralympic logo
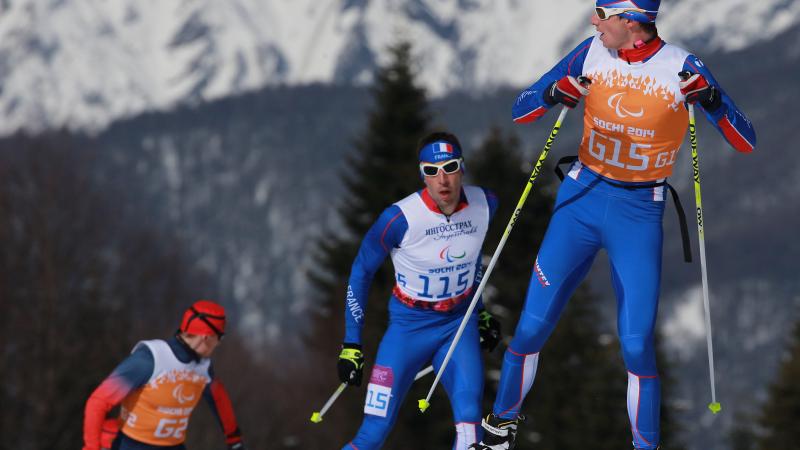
[439,245,466,262]
[172,384,196,405]
[608,92,644,118]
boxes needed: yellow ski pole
[311,365,434,423]
[684,86,722,415]
[418,105,571,413]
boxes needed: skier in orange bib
[83,300,245,450]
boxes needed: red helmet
[180,300,226,338]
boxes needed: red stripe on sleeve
[380,211,404,252]
[717,116,754,153]
[567,41,592,75]
[209,379,243,445]
[513,106,547,124]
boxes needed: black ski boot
[469,413,525,450]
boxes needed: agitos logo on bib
[578,37,690,182]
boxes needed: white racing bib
[391,185,490,303]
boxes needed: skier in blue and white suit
[338,131,502,450]
[473,1,756,450]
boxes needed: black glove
[337,343,365,386]
[544,75,591,108]
[477,310,502,352]
[678,71,722,112]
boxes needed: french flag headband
[419,140,462,163]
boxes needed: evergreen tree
[466,127,554,312]
[310,40,430,325]
[755,320,800,449]
[468,127,684,449]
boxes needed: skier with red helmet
[82,300,245,450]
[472,1,755,449]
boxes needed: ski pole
[311,364,434,423]
[310,383,346,424]
[685,94,721,415]
[419,105,572,413]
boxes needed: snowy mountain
[1,0,799,135]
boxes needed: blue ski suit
[492,34,755,450]
[343,186,497,450]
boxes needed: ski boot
[469,413,525,450]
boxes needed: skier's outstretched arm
[82,347,153,450]
[203,368,245,449]
[680,55,756,152]
[336,205,407,387]
[512,37,593,124]
[343,205,408,346]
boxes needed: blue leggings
[493,167,665,450]
[344,298,484,450]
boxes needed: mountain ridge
[2,0,799,134]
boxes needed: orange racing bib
[120,340,211,446]
[578,37,689,182]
